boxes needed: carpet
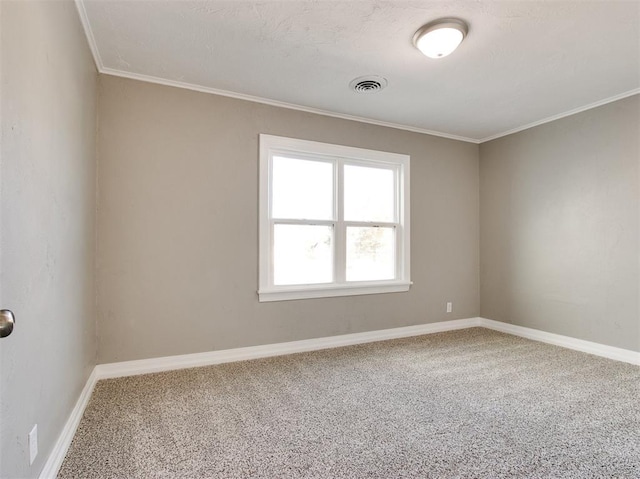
[58,328,640,478]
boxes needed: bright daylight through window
[259,135,410,302]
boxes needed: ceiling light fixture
[413,18,468,59]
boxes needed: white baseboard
[479,317,640,365]
[93,318,639,380]
[39,315,639,477]
[39,368,99,479]
[38,317,479,477]
[95,317,481,379]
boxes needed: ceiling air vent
[349,75,388,94]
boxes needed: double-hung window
[258,134,410,302]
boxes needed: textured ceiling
[79,0,640,142]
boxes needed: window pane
[344,165,395,222]
[346,227,395,281]
[272,156,333,220]
[274,224,333,285]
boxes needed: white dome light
[413,19,468,59]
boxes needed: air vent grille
[350,76,388,94]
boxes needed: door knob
[0,310,15,338]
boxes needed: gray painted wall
[0,1,97,477]
[0,2,636,474]
[480,95,640,352]
[96,75,480,363]
[1,6,637,473]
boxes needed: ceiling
[78,0,640,143]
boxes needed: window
[259,134,410,302]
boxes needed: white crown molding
[38,368,98,479]
[98,67,479,144]
[74,0,104,71]
[75,1,639,146]
[95,317,482,379]
[73,1,476,144]
[96,67,640,146]
[479,318,640,365]
[479,89,640,143]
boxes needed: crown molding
[98,67,480,144]
[73,0,478,144]
[74,0,104,71]
[479,88,640,143]
[74,0,638,145]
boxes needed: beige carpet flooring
[58,328,640,478]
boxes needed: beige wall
[0,3,637,473]
[0,1,97,477]
[480,95,640,352]
[96,75,480,363]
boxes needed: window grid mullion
[271,218,335,226]
[342,221,399,228]
[395,167,401,279]
[335,159,346,283]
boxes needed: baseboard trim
[479,318,640,365]
[95,317,482,379]
[39,316,639,477]
[38,367,99,479]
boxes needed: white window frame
[258,134,410,302]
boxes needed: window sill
[258,280,412,302]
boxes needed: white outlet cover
[28,424,38,465]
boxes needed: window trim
[259,134,410,302]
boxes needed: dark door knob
[0,310,15,338]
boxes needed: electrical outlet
[446,302,452,313]
[28,424,38,465]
